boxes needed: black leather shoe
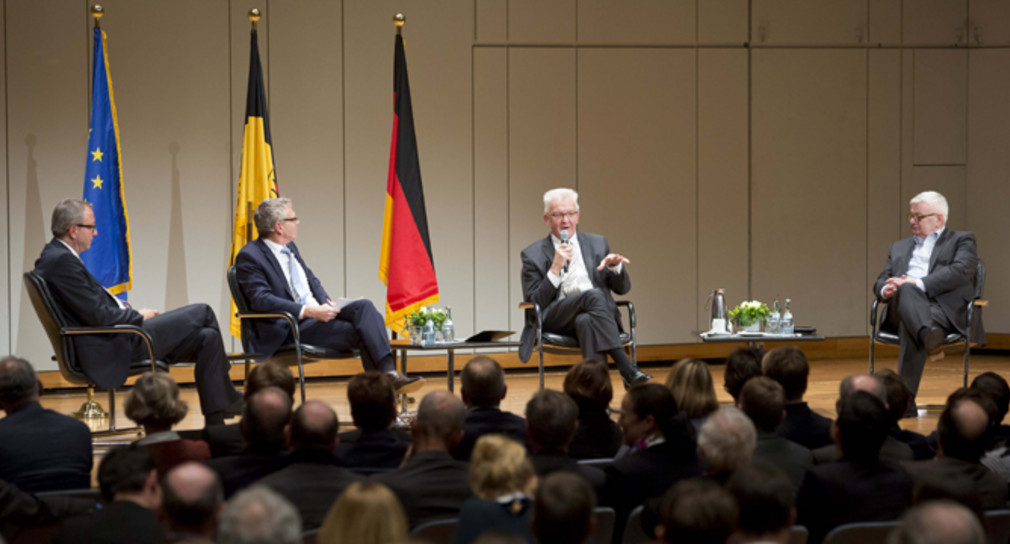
[223,397,246,419]
[389,372,425,393]
[922,326,945,352]
[622,370,653,390]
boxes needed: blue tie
[281,246,310,304]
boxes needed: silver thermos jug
[710,288,728,333]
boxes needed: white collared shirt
[546,233,622,300]
[907,227,945,294]
[262,238,319,316]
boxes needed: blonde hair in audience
[318,482,407,544]
[665,358,719,419]
[124,371,187,428]
[469,434,537,500]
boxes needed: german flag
[379,32,439,337]
[228,27,278,338]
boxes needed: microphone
[560,230,570,274]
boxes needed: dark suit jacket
[235,239,330,358]
[373,451,473,528]
[204,442,288,498]
[453,406,527,460]
[890,425,934,460]
[455,497,535,544]
[0,403,92,493]
[53,500,165,544]
[254,448,365,530]
[202,424,245,458]
[530,450,606,500]
[569,406,623,460]
[903,457,1008,510]
[336,428,411,470]
[812,436,914,465]
[778,402,834,450]
[0,478,97,529]
[518,232,630,362]
[753,431,814,489]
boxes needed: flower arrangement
[728,300,771,327]
[407,307,447,327]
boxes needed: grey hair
[219,486,301,544]
[697,406,756,473]
[543,188,580,214]
[51,199,90,238]
[0,356,39,405]
[253,197,293,239]
[910,191,949,222]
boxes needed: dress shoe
[921,326,945,352]
[389,372,425,393]
[622,370,653,390]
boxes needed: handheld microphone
[560,230,570,274]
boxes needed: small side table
[695,331,825,348]
[390,339,520,393]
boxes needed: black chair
[410,517,458,544]
[869,259,987,399]
[821,520,897,544]
[790,525,810,544]
[591,506,616,544]
[301,528,319,544]
[518,300,637,390]
[227,265,358,403]
[983,509,1010,544]
[577,457,615,470]
[621,504,650,544]
[23,271,166,434]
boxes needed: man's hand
[881,274,914,299]
[304,304,339,322]
[138,308,160,320]
[597,253,630,270]
[550,243,574,276]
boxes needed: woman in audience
[563,359,623,459]
[456,434,537,544]
[665,358,719,431]
[125,371,210,474]
[318,481,408,544]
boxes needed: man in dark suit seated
[874,190,979,415]
[658,479,738,544]
[532,472,597,544]
[519,188,650,388]
[762,346,833,450]
[375,390,473,528]
[34,199,243,425]
[336,372,411,470]
[205,386,292,498]
[218,487,301,544]
[525,390,605,500]
[796,391,913,544]
[161,462,222,544]
[726,463,798,544]
[0,356,92,493]
[53,444,165,544]
[253,400,364,530]
[811,374,913,464]
[235,197,422,393]
[738,377,813,490]
[452,356,527,460]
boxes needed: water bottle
[441,306,455,343]
[767,300,782,334]
[781,298,794,335]
[423,318,436,345]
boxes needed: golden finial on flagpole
[91,5,104,28]
[249,8,261,30]
[394,13,405,35]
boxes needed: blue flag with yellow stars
[82,26,132,299]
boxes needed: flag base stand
[72,386,109,419]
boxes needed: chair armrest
[616,300,636,330]
[62,324,158,371]
[974,299,988,307]
[870,299,881,328]
[235,311,301,344]
[518,302,538,312]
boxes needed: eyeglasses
[281,217,299,223]
[907,212,937,222]
[549,211,578,220]
[74,224,97,230]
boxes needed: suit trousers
[542,288,623,361]
[884,283,953,397]
[296,300,394,372]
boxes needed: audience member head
[887,500,985,544]
[698,406,756,475]
[911,475,985,523]
[875,369,913,425]
[533,472,596,544]
[50,198,89,238]
[461,356,507,408]
[727,463,796,543]
[413,390,466,452]
[240,386,293,447]
[563,359,614,413]
[658,479,738,544]
[665,358,718,420]
[970,371,1010,426]
[245,362,296,400]
[253,197,294,240]
[525,389,579,454]
[286,400,339,452]
[838,373,887,411]
[619,384,695,457]
[124,371,188,432]
[738,376,786,433]
[834,391,889,463]
[762,346,809,402]
[937,394,991,462]
[469,434,536,501]
[724,347,764,402]
[347,371,397,432]
[98,444,160,508]
[161,462,223,540]
[0,356,41,413]
[318,482,407,544]
[219,486,301,544]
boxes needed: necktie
[281,246,310,304]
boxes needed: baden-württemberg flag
[82,26,132,299]
[228,27,278,338]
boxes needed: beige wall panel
[509,0,576,43]
[578,49,697,344]
[903,0,967,45]
[577,0,695,44]
[269,1,345,303]
[970,0,1010,45]
[507,48,576,335]
[912,50,966,165]
[751,50,867,337]
[869,0,902,45]
[906,167,966,232]
[0,4,7,355]
[967,50,1010,332]
[751,0,867,45]
[699,0,749,44]
[8,2,89,370]
[476,0,507,42]
[698,49,748,329]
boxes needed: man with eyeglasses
[874,190,979,416]
[33,199,244,426]
[519,188,651,388]
[234,198,423,393]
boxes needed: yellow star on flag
[91,148,103,162]
[91,175,104,190]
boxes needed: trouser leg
[543,288,623,361]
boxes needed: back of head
[240,387,293,447]
[625,384,695,456]
[665,358,718,419]
[124,371,188,429]
[533,472,596,544]
[469,434,536,500]
[888,500,985,544]
[245,362,296,400]
[563,359,613,412]
[970,371,1010,425]
[839,374,887,406]
[727,462,795,538]
[724,347,764,402]
[461,356,506,408]
[0,356,39,410]
[739,376,786,433]
[347,372,397,432]
[698,406,756,474]
[98,444,155,502]
[875,369,912,425]
[50,198,87,238]
[162,462,223,535]
[660,479,738,544]
[526,389,579,452]
[938,396,991,462]
[761,346,809,402]
[219,486,301,544]
[289,400,338,452]
[319,482,407,544]
[836,391,889,463]
[415,390,466,446]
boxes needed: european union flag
[82,26,132,299]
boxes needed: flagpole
[394,12,404,35]
[246,8,260,244]
[92,4,103,27]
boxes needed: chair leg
[868,336,876,375]
[538,344,545,391]
[963,337,971,388]
[108,389,116,432]
[295,350,307,404]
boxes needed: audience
[160,462,222,544]
[318,481,408,544]
[888,500,987,544]
[723,346,764,403]
[336,371,411,470]
[665,358,719,431]
[375,390,473,528]
[532,472,596,544]
[738,376,813,489]
[455,434,537,544]
[763,346,833,449]
[453,356,527,459]
[970,371,1010,446]
[125,371,211,474]
[525,389,605,499]
[0,478,96,533]
[218,486,301,544]
[657,479,737,544]
[563,359,623,459]
[697,405,756,482]
[812,374,914,464]
[875,369,934,459]
[199,362,296,458]
[0,356,92,493]
[727,462,797,544]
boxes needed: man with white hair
[218,486,301,544]
[519,188,650,388]
[888,500,986,544]
[874,190,979,415]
